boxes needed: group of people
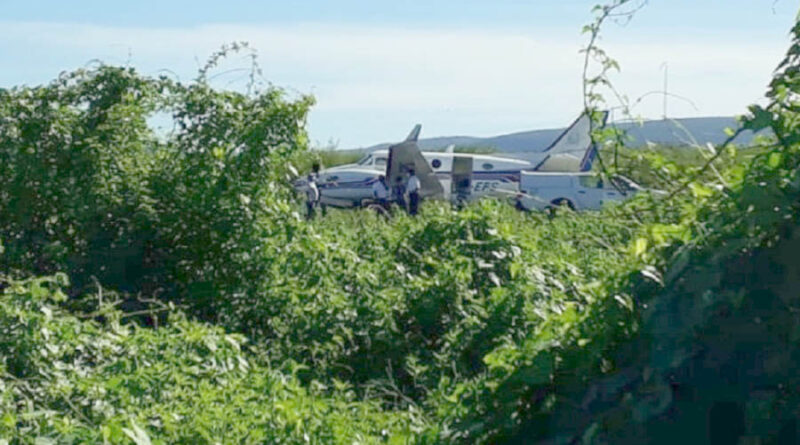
[304,164,421,220]
[371,169,421,215]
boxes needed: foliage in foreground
[0,60,652,442]
[0,273,424,444]
[0,63,313,315]
[3,12,800,445]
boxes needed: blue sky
[1,1,796,147]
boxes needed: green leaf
[768,152,783,169]
[634,238,649,257]
[123,421,152,445]
[744,105,773,132]
[689,182,713,199]
[614,294,634,311]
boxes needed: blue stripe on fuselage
[318,177,378,190]
[320,170,522,192]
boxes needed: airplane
[295,112,607,208]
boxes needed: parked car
[514,172,647,211]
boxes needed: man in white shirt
[311,161,327,217]
[407,169,421,215]
[372,175,390,208]
[305,174,319,219]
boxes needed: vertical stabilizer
[405,124,422,142]
[387,125,444,198]
[533,111,609,172]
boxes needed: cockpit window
[375,157,387,167]
[357,155,373,166]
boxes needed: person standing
[392,176,407,211]
[311,162,327,217]
[305,174,319,220]
[407,169,421,215]
[372,175,390,209]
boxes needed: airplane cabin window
[431,159,442,169]
[482,163,494,170]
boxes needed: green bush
[0,65,313,317]
[0,274,425,444]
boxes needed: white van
[515,172,643,211]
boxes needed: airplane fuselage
[310,150,533,207]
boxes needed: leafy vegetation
[596,143,769,191]
[303,149,364,171]
[3,3,800,443]
[0,274,424,443]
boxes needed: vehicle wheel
[549,198,576,211]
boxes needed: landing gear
[362,199,392,218]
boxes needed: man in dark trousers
[407,169,421,215]
[392,176,407,211]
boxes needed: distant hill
[354,117,767,154]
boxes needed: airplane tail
[405,124,422,142]
[576,111,608,172]
[578,136,600,172]
[514,111,608,172]
[386,125,444,198]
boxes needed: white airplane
[296,112,607,208]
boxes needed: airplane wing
[386,125,444,198]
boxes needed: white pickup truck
[514,172,644,211]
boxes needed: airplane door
[451,156,473,203]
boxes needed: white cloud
[0,21,788,147]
